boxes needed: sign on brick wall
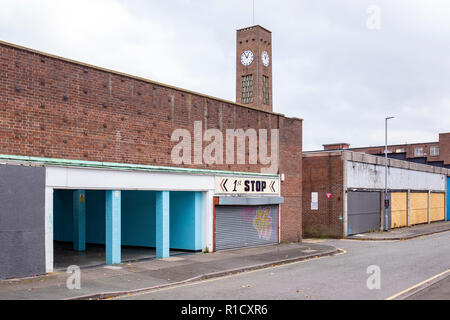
[311,192,318,210]
[215,177,279,195]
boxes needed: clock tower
[236,25,273,113]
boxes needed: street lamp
[384,116,395,231]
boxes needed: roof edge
[0,154,279,178]
[0,39,287,118]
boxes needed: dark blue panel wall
[53,190,73,242]
[54,190,106,245]
[0,165,46,280]
[85,191,106,244]
[121,191,156,247]
[53,190,201,251]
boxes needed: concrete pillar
[45,187,54,273]
[194,192,203,251]
[106,190,121,265]
[73,190,86,252]
[156,191,170,259]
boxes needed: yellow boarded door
[391,192,407,228]
[430,193,445,222]
[410,193,428,225]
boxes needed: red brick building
[303,151,449,238]
[323,132,450,168]
[0,25,303,279]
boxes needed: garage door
[391,192,408,229]
[348,191,381,235]
[215,205,279,251]
[410,193,428,225]
[430,193,445,222]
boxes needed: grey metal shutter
[348,191,381,235]
[215,205,279,251]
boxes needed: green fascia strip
[0,154,279,178]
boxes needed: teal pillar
[106,190,121,265]
[194,192,203,251]
[73,190,86,252]
[156,191,170,259]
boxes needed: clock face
[241,50,254,66]
[262,51,270,67]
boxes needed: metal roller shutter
[348,191,381,235]
[215,205,279,251]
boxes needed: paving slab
[348,221,450,241]
[0,242,339,300]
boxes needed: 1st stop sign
[326,193,332,199]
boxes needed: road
[118,231,450,300]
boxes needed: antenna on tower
[253,0,255,25]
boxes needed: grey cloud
[0,0,448,150]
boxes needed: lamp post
[384,116,395,231]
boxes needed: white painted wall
[346,161,446,191]
[46,166,216,191]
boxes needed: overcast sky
[1,0,449,150]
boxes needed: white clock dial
[262,51,270,67]
[241,50,254,66]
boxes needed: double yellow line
[386,269,450,300]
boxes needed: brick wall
[439,132,450,165]
[0,42,303,242]
[349,135,449,166]
[236,26,273,113]
[279,117,303,242]
[302,154,344,238]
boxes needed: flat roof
[303,150,450,175]
[237,25,272,33]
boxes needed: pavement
[388,269,450,300]
[0,242,339,300]
[406,273,450,300]
[348,221,450,241]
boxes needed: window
[396,148,405,153]
[262,75,269,105]
[414,147,424,157]
[430,146,440,156]
[241,75,253,104]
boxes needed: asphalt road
[119,231,450,300]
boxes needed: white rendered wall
[346,161,446,191]
[46,166,216,191]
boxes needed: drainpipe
[343,157,348,237]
